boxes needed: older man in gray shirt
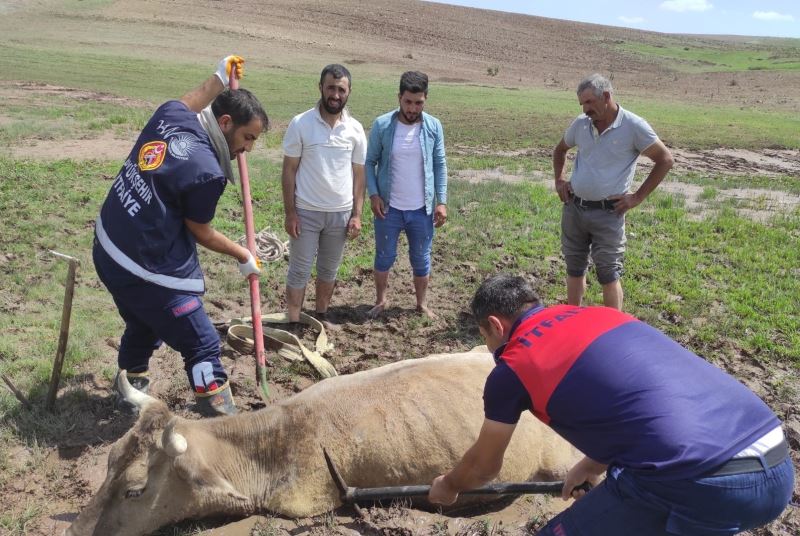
[553,74,673,310]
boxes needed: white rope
[239,228,288,263]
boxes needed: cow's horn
[161,418,187,457]
[116,370,158,409]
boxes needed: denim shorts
[373,206,434,277]
[536,458,794,536]
[560,200,626,285]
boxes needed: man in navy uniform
[93,55,268,416]
[430,274,793,535]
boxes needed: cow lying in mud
[66,350,580,536]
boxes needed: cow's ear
[172,451,249,503]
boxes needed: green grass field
[1,155,797,411]
[2,44,800,150]
[618,41,800,72]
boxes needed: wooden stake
[46,251,79,412]
[1,373,32,409]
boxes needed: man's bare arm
[612,140,674,214]
[429,419,516,505]
[282,156,302,238]
[553,138,573,203]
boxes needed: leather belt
[572,195,618,210]
[706,439,789,477]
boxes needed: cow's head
[66,372,249,536]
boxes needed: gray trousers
[286,207,350,288]
[560,201,626,284]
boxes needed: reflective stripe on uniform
[95,215,204,293]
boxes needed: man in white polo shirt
[281,64,367,326]
[553,74,674,310]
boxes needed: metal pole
[323,448,587,504]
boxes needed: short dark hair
[470,274,540,326]
[319,64,352,87]
[399,71,428,95]
[211,88,269,132]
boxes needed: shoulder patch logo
[138,141,167,171]
[168,132,201,160]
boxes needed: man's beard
[223,128,238,160]
[401,110,420,123]
[321,95,348,115]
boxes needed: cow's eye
[125,487,144,499]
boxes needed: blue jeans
[537,458,794,536]
[373,206,434,277]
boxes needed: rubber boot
[113,370,150,415]
[194,381,238,417]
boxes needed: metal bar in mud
[322,447,583,504]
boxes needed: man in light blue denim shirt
[365,71,448,318]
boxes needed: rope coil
[239,228,289,263]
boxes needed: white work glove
[238,251,261,277]
[214,55,245,88]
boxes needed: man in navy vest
[429,274,793,535]
[93,55,269,416]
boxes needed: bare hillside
[8,0,798,110]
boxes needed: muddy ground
[15,246,799,536]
